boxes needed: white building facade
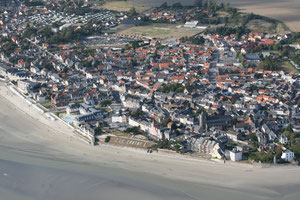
[281,150,294,162]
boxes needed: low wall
[157,148,178,155]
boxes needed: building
[184,21,198,28]
[199,112,206,129]
[112,114,123,123]
[17,79,33,93]
[229,148,243,162]
[187,136,224,159]
[206,115,233,129]
[66,103,80,115]
[281,150,294,162]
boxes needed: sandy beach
[129,0,300,32]
[1,81,300,200]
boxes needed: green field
[280,61,300,73]
[118,23,204,39]
[95,1,151,13]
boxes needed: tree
[194,0,203,7]
[99,100,112,107]
[248,151,274,163]
[292,144,300,158]
[238,53,245,63]
[2,41,17,56]
[275,148,283,159]
[261,56,278,71]
[224,2,230,12]
[44,63,54,71]
[248,133,258,149]
[105,136,111,142]
[94,127,102,135]
[158,83,185,94]
[130,41,139,49]
[162,118,171,127]
[160,2,168,8]
[172,2,183,9]
[129,7,137,17]
[130,109,144,118]
[141,16,150,22]
[125,126,143,135]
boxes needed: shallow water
[1,152,300,200]
[0,154,259,200]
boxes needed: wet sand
[1,82,300,200]
[129,0,300,31]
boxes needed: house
[187,135,224,159]
[184,21,198,28]
[112,114,123,123]
[229,148,243,162]
[262,124,277,142]
[128,117,151,133]
[74,108,104,125]
[17,79,34,93]
[66,103,80,115]
[279,134,288,144]
[149,123,164,140]
[37,94,46,103]
[245,53,260,62]
[281,150,294,162]
[234,122,249,133]
[226,130,242,142]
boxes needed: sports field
[118,23,204,39]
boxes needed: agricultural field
[246,19,275,33]
[95,1,151,13]
[129,0,300,32]
[246,19,288,34]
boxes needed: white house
[281,150,294,162]
[184,21,198,28]
[229,148,243,162]
[112,114,123,123]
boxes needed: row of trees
[260,56,279,71]
[64,7,101,16]
[180,36,205,45]
[2,40,17,56]
[283,125,300,159]
[248,125,300,163]
[205,26,250,37]
[125,126,144,136]
[20,0,44,7]
[23,25,102,44]
[158,83,185,93]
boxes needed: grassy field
[246,19,288,34]
[280,61,300,73]
[118,23,204,39]
[96,1,151,13]
[246,19,275,33]
[40,101,52,109]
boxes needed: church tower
[199,112,206,129]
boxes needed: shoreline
[1,81,297,169]
[0,81,281,168]
[1,81,300,199]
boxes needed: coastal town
[1,0,300,165]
